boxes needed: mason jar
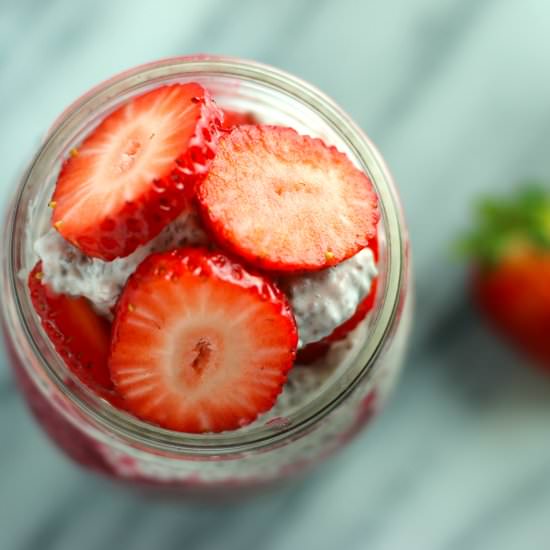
[0,56,412,493]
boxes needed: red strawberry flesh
[28,262,122,405]
[52,83,221,260]
[109,248,298,433]
[196,125,379,272]
[221,109,258,130]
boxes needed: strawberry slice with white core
[109,248,298,433]
[196,125,380,272]
[52,83,221,261]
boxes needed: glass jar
[0,56,412,492]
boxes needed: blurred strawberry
[460,186,550,370]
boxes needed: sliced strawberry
[472,252,550,369]
[28,262,121,404]
[327,277,378,342]
[367,233,379,262]
[297,277,378,365]
[52,83,222,261]
[221,109,258,130]
[196,125,379,272]
[109,248,298,433]
[295,340,331,365]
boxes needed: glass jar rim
[5,55,406,455]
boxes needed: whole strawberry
[461,186,550,370]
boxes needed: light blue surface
[2,1,550,549]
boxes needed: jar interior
[10,60,397,452]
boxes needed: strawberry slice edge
[196,125,380,272]
[109,247,298,433]
[27,262,124,406]
[52,83,222,260]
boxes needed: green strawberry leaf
[458,183,550,266]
